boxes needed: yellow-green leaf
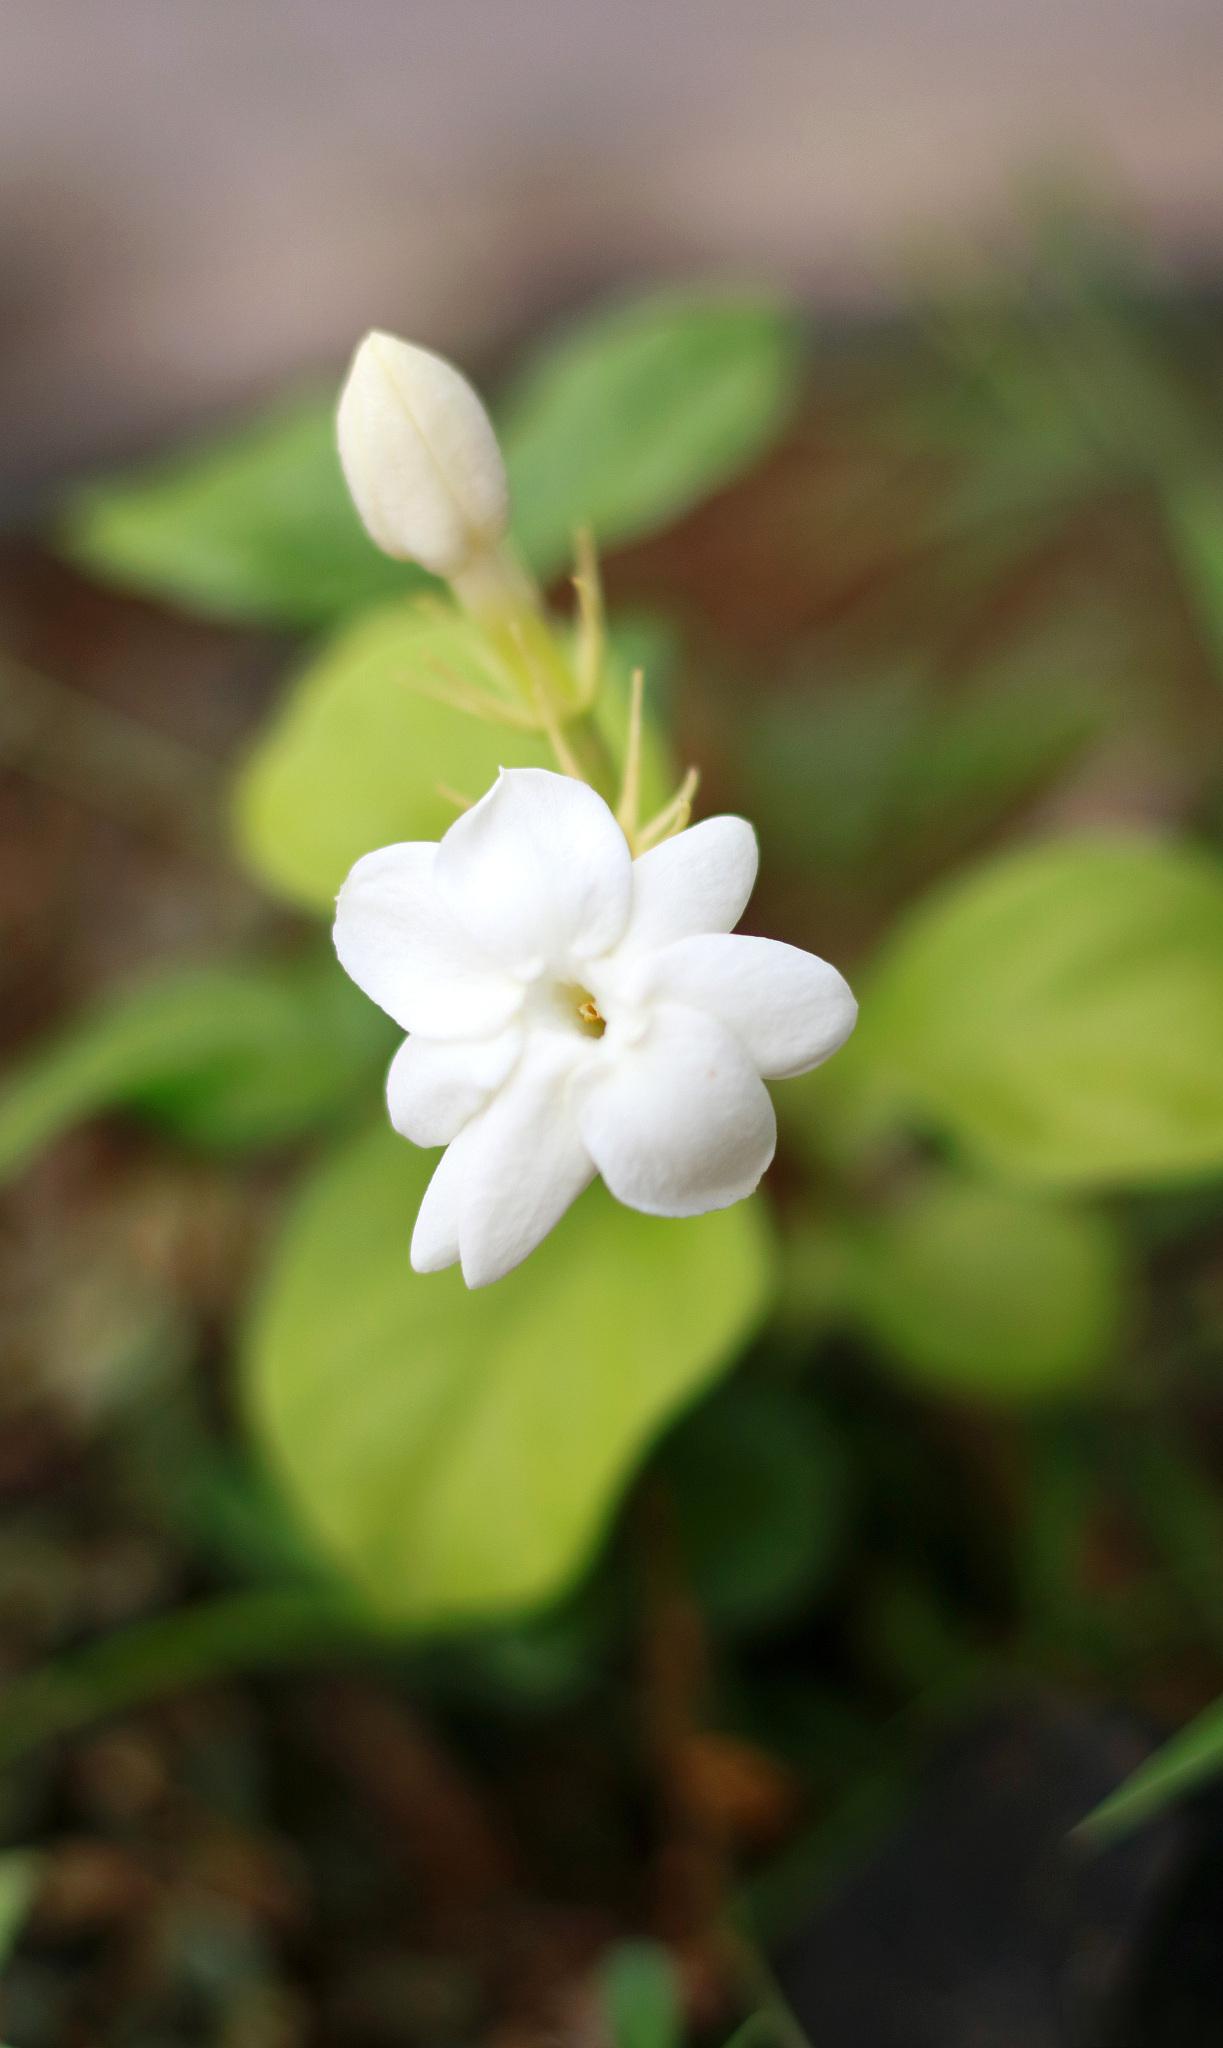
[844,1170,1127,1402]
[244,1124,774,1626]
[853,835,1223,1188]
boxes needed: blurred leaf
[233,600,674,911]
[1078,1692,1223,1846]
[1162,473,1223,682]
[659,1379,851,1632]
[750,652,1104,877]
[1014,1421,1103,1646]
[891,655,1107,851]
[0,1591,384,1768]
[750,671,917,874]
[864,1565,984,1691]
[853,835,1223,1187]
[0,1850,40,1965]
[722,2009,811,2048]
[60,289,801,627]
[844,1170,1126,1402]
[721,2019,775,2048]
[245,1123,772,1626]
[879,220,1206,660]
[600,608,683,725]
[0,953,393,1178]
[500,287,803,576]
[146,1433,332,1589]
[600,1941,684,2048]
[59,392,415,627]
[900,216,1197,495]
[433,1590,613,1713]
[1122,1433,1223,1660]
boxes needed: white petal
[334,842,523,1038]
[619,816,758,957]
[386,1028,523,1147]
[453,1034,595,1287]
[630,933,858,1079]
[410,1139,467,1273]
[435,768,632,974]
[577,1003,776,1217]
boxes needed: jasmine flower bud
[337,330,510,585]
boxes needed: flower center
[560,982,606,1038]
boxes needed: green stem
[447,542,623,802]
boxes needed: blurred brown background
[5,0,1223,496]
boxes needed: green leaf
[233,600,674,911]
[721,2016,793,2048]
[749,653,1104,878]
[500,287,804,577]
[844,1170,1126,1402]
[659,1379,851,1631]
[0,953,393,1179]
[853,835,1223,1187]
[600,1942,684,2048]
[1077,1691,1223,1845]
[245,1123,773,1626]
[60,391,415,627]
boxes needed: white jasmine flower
[334,768,857,1288]
[337,331,509,582]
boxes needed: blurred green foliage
[600,1942,684,2048]
[1081,1689,1223,1846]
[60,289,802,626]
[0,952,394,1172]
[658,1378,851,1634]
[0,1853,40,1971]
[1165,474,1223,671]
[842,1168,1126,1401]
[847,836,1223,1187]
[59,392,414,627]
[748,642,1109,880]
[498,288,803,576]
